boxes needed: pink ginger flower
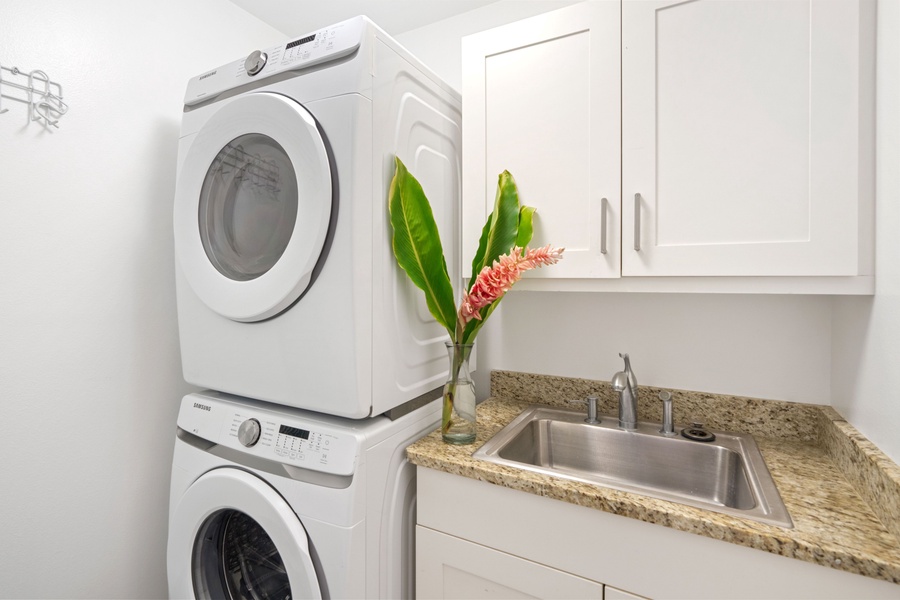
[459,245,564,324]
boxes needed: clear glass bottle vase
[442,342,477,445]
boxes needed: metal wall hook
[0,62,67,127]
[33,100,60,128]
[36,81,68,116]
[29,69,66,128]
[28,68,50,88]
[28,70,55,126]
[47,93,68,115]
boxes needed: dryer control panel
[177,393,360,476]
[184,16,366,106]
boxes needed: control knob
[238,418,261,447]
[244,50,267,76]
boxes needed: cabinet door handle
[634,193,642,251]
[600,197,608,255]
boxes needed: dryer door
[174,92,333,322]
[168,468,322,599]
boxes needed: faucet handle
[618,353,637,389]
[611,371,627,392]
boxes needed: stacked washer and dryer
[167,17,461,599]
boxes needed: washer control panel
[178,394,359,476]
[185,16,365,106]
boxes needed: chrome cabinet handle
[600,197,608,255]
[634,193,642,251]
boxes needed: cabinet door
[622,0,871,276]
[462,1,621,279]
[417,526,604,599]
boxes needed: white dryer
[173,17,462,418]
[167,390,439,598]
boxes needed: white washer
[173,17,462,418]
[167,390,439,598]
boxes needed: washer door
[168,468,322,599]
[174,92,333,322]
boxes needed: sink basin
[473,405,793,528]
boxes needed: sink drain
[681,426,716,442]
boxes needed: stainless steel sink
[473,405,793,528]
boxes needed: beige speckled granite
[490,370,824,442]
[819,416,900,543]
[407,371,900,585]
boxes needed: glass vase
[442,342,477,445]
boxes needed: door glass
[193,509,292,599]
[199,134,299,281]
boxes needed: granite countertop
[406,371,900,585]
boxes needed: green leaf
[461,173,538,343]
[516,206,536,250]
[467,212,494,290]
[470,171,521,280]
[388,157,458,340]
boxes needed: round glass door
[167,469,321,599]
[174,92,332,322]
[193,509,291,599]
[199,134,299,282]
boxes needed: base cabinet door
[416,526,604,600]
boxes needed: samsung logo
[193,402,212,411]
[199,70,217,80]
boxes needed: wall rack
[0,63,68,128]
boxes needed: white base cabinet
[417,527,605,599]
[416,468,899,600]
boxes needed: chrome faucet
[611,353,638,431]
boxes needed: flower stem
[441,345,465,434]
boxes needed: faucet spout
[612,353,638,430]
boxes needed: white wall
[398,0,900,464]
[396,0,581,91]
[831,0,900,463]
[476,292,833,404]
[0,2,281,597]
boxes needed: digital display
[286,34,316,50]
[279,425,310,440]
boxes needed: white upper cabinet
[462,0,875,293]
[462,1,621,280]
[622,0,873,277]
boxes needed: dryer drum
[199,133,299,283]
[193,509,291,599]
